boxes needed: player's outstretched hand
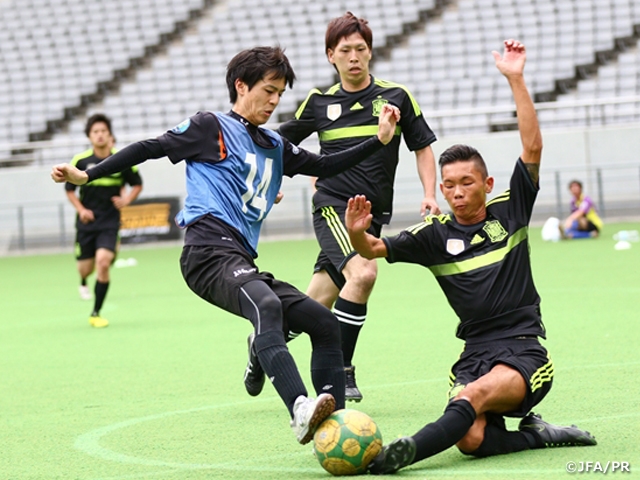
[421,196,441,217]
[346,195,373,234]
[376,104,401,145]
[51,163,89,185]
[492,39,526,78]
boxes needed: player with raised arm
[345,40,596,474]
[52,46,400,445]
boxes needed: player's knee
[454,385,485,411]
[253,294,284,331]
[346,266,377,291]
[456,428,484,454]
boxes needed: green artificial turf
[1,221,639,479]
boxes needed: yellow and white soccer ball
[313,409,383,476]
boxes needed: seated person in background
[562,180,602,239]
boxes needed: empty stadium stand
[1,0,639,165]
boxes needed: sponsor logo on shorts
[233,267,257,277]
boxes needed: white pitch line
[75,359,640,477]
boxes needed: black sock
[411,399,477,463]
[470,421,534,457]
[92,281,109,316]
[311,346,346,410]
[81,278,87,287]
[253,330,307,417]
[333,297,366,366]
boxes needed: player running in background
[345,40,596,474]
[52,46,401,445]
[244,12,440,403]
[65,114,143,328]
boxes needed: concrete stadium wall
[1,123,639,253]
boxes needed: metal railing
[2,162,638,255]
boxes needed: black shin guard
[311,346,346,410]
[411,399,477,463]
[253,330,307,417]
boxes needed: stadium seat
[1,0,639,162]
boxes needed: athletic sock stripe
[333,309,366,321]
[321,206,353,256]
[335,314,365,326]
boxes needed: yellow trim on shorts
[320,206,353,257]
[530,355,554,392]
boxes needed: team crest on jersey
[171,118,191,134]
[327,104,342,121]
[372,96,389,117]
[483,220,508,243]
[446,238,465,255]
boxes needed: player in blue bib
[52,46,400,446]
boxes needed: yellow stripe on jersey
[374,78,422,116]
[71,148,129,186]
[71,148,94,166]
[325,83,342,95]
[295,88,323,119]
[429,226,528,277]
[530,356,554,392]
[406,221,431,235]
[486,190,511,207]
[319,125,401,142]
[406,214,452,235]
[320,206,353,256]
[89,176,126,187]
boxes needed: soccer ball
[313,409,383,476]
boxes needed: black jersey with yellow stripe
[383,159,545,342]
[278,76,436,224]
[65,148,142,231]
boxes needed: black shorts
[75,228,119,260]
[447,337,553,417]
[180,244,308,323]
[312,203,382,290]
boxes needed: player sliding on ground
[345,39,597,474]
[51,46,400,445]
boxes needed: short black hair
[225,46,296,104]
[84,113,112,137]
[439,144,488,179]
[568,179,583,189]
[325,12,373,53]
